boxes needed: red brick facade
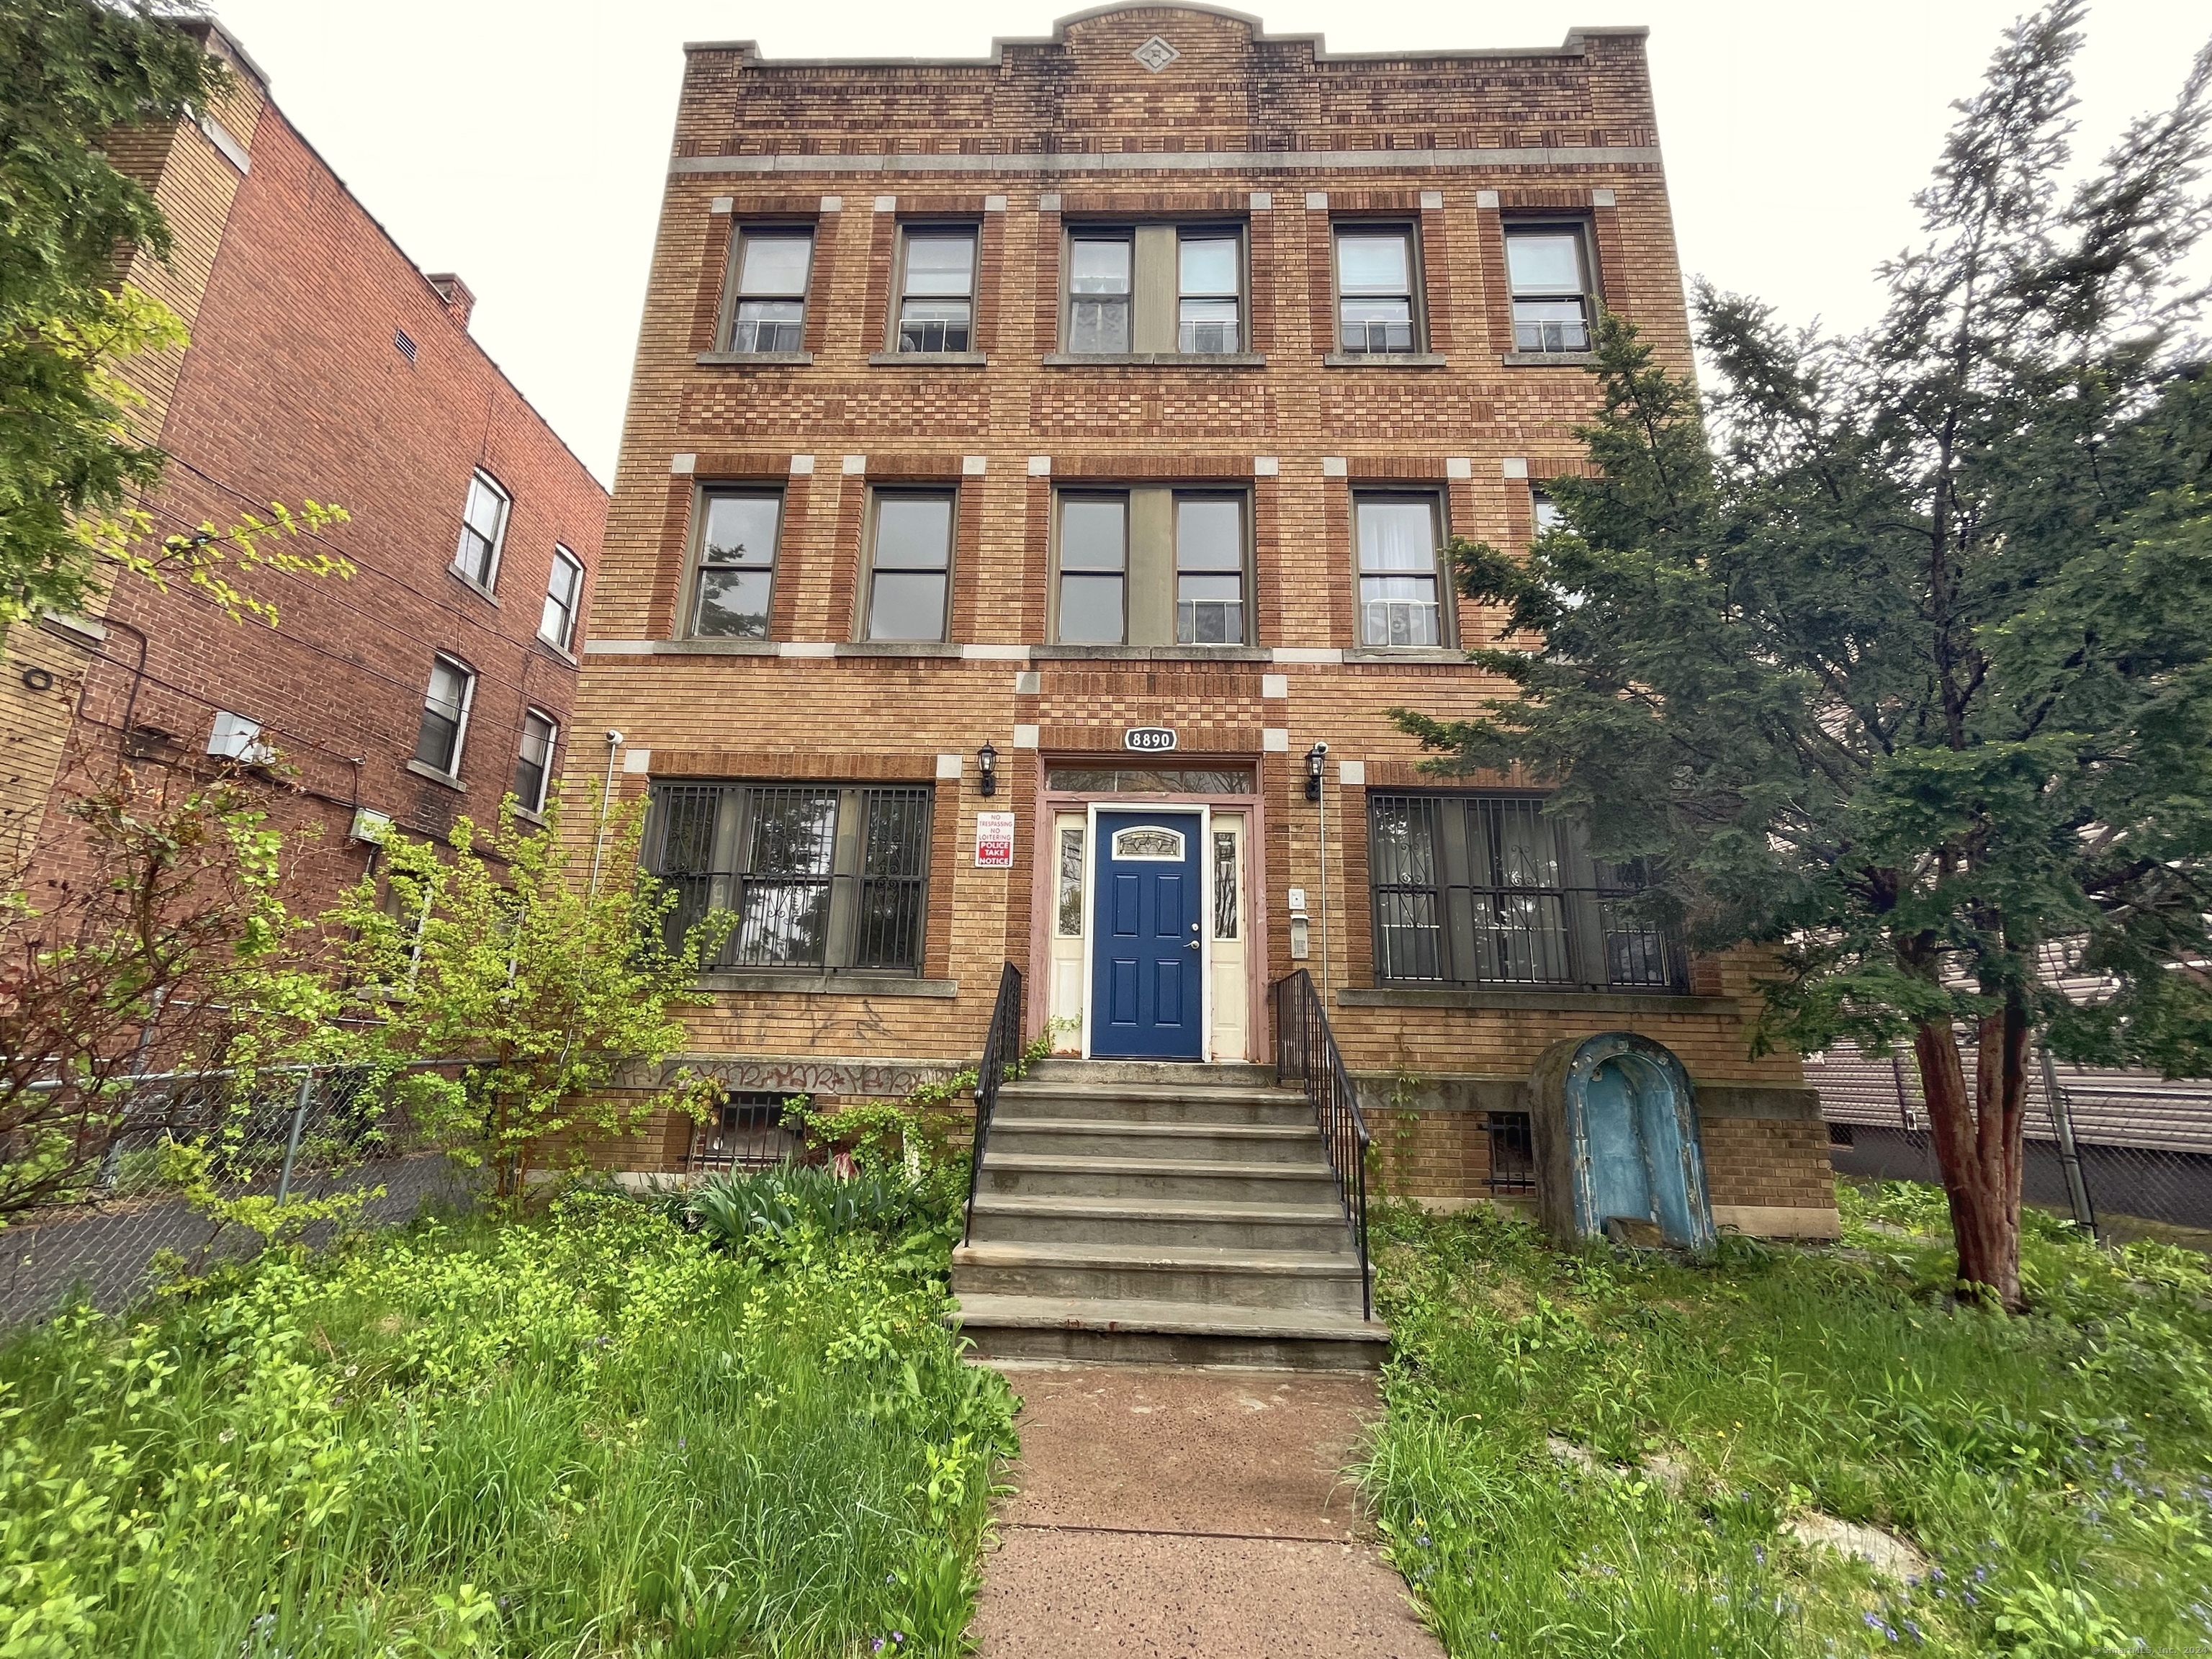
[572,4,1836,1233]
[2,23,606,916]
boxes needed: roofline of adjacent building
[683,3,1647,66]
[165,17,609,497]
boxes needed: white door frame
[1079,801,1211,1062]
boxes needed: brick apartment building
[1,21,606,915]
[576,4,1837,1253]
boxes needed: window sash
[1505,225,1593,352]
[1336,229,1416,353]
[897,230,976,353]
[454,475,508,586]
[728,230,812,351]
[414,660,472,775]
[693,491,782,638]
[1177,233,1241,354]
[649,781,932,975]
[1355,496,1444,648]
[540,549,581,649]
[513,712,555,811]
[865,492,954,642]
[1366,793,1686,992]
[1174,494,1245,645]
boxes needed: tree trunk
[1910,998,2031,1310]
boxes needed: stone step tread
[971,1194,1348,1223]
[990,1117,1322,1141]
[999,1081,1310,1105]
[951,1292,1388,1344]
[953,1241,1363,1276]
[984,1153,1341,1180]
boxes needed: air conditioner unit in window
[207,710,276,766]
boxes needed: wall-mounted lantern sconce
[977,741,998,798]
[1304,741,1327,803]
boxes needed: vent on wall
[394,329,417,364]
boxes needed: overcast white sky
[200,0,2211,486]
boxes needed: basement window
[1486,1111,1535,1192]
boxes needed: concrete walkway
[970,1365,1443,1658]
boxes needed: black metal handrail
[1272,968,1374,1320]
[962,961,1025,1245]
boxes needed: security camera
[606,729,624,746]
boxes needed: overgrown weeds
[1364,1186,2212,1657]
[0,1190,1014,1656]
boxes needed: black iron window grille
[685,1091,805,1170]
[647,781,934,975]
[1486,1110,1536,1192]
[1367,792,1686,992]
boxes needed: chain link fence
[1812,1041,2212,1250]
[1,1064,476,1326]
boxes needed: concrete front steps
[952,1059,1388,1370]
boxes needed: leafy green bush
[685,1163,926,1251]
[0,1192,1015,1656]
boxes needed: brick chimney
[426,272,475,331]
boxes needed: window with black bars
[645,782,933,975]
[1367,793,1686,992]
[1486,1111,1536,1192]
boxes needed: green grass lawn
[0,1186,1015,1658]
[1362,1181,2212,1658]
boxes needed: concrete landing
[969,1364,1442,1658]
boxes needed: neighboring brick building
[1,21,606,915]
[575,3,1836,1236]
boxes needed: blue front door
[1091,810,1204,1059]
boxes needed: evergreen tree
[1396,1,2212,1308]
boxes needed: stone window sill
[1323,352,1449,368]
[1337,986,1737,1017]
[623,639,779,656]
[1342,647,1467,664]
[834,642,961,657]
[405,758,465,792]
[535,636,580,667]
[1501,351,1596,367]
[447,568,500,606]
[513,806,547,827]
[1040,353,1267,369]
[696,350,814,367]
[1031,644,1269,661]
[697,972,956,998]
[867,351,987,367]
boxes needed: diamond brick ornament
[1131,35,1180,73]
